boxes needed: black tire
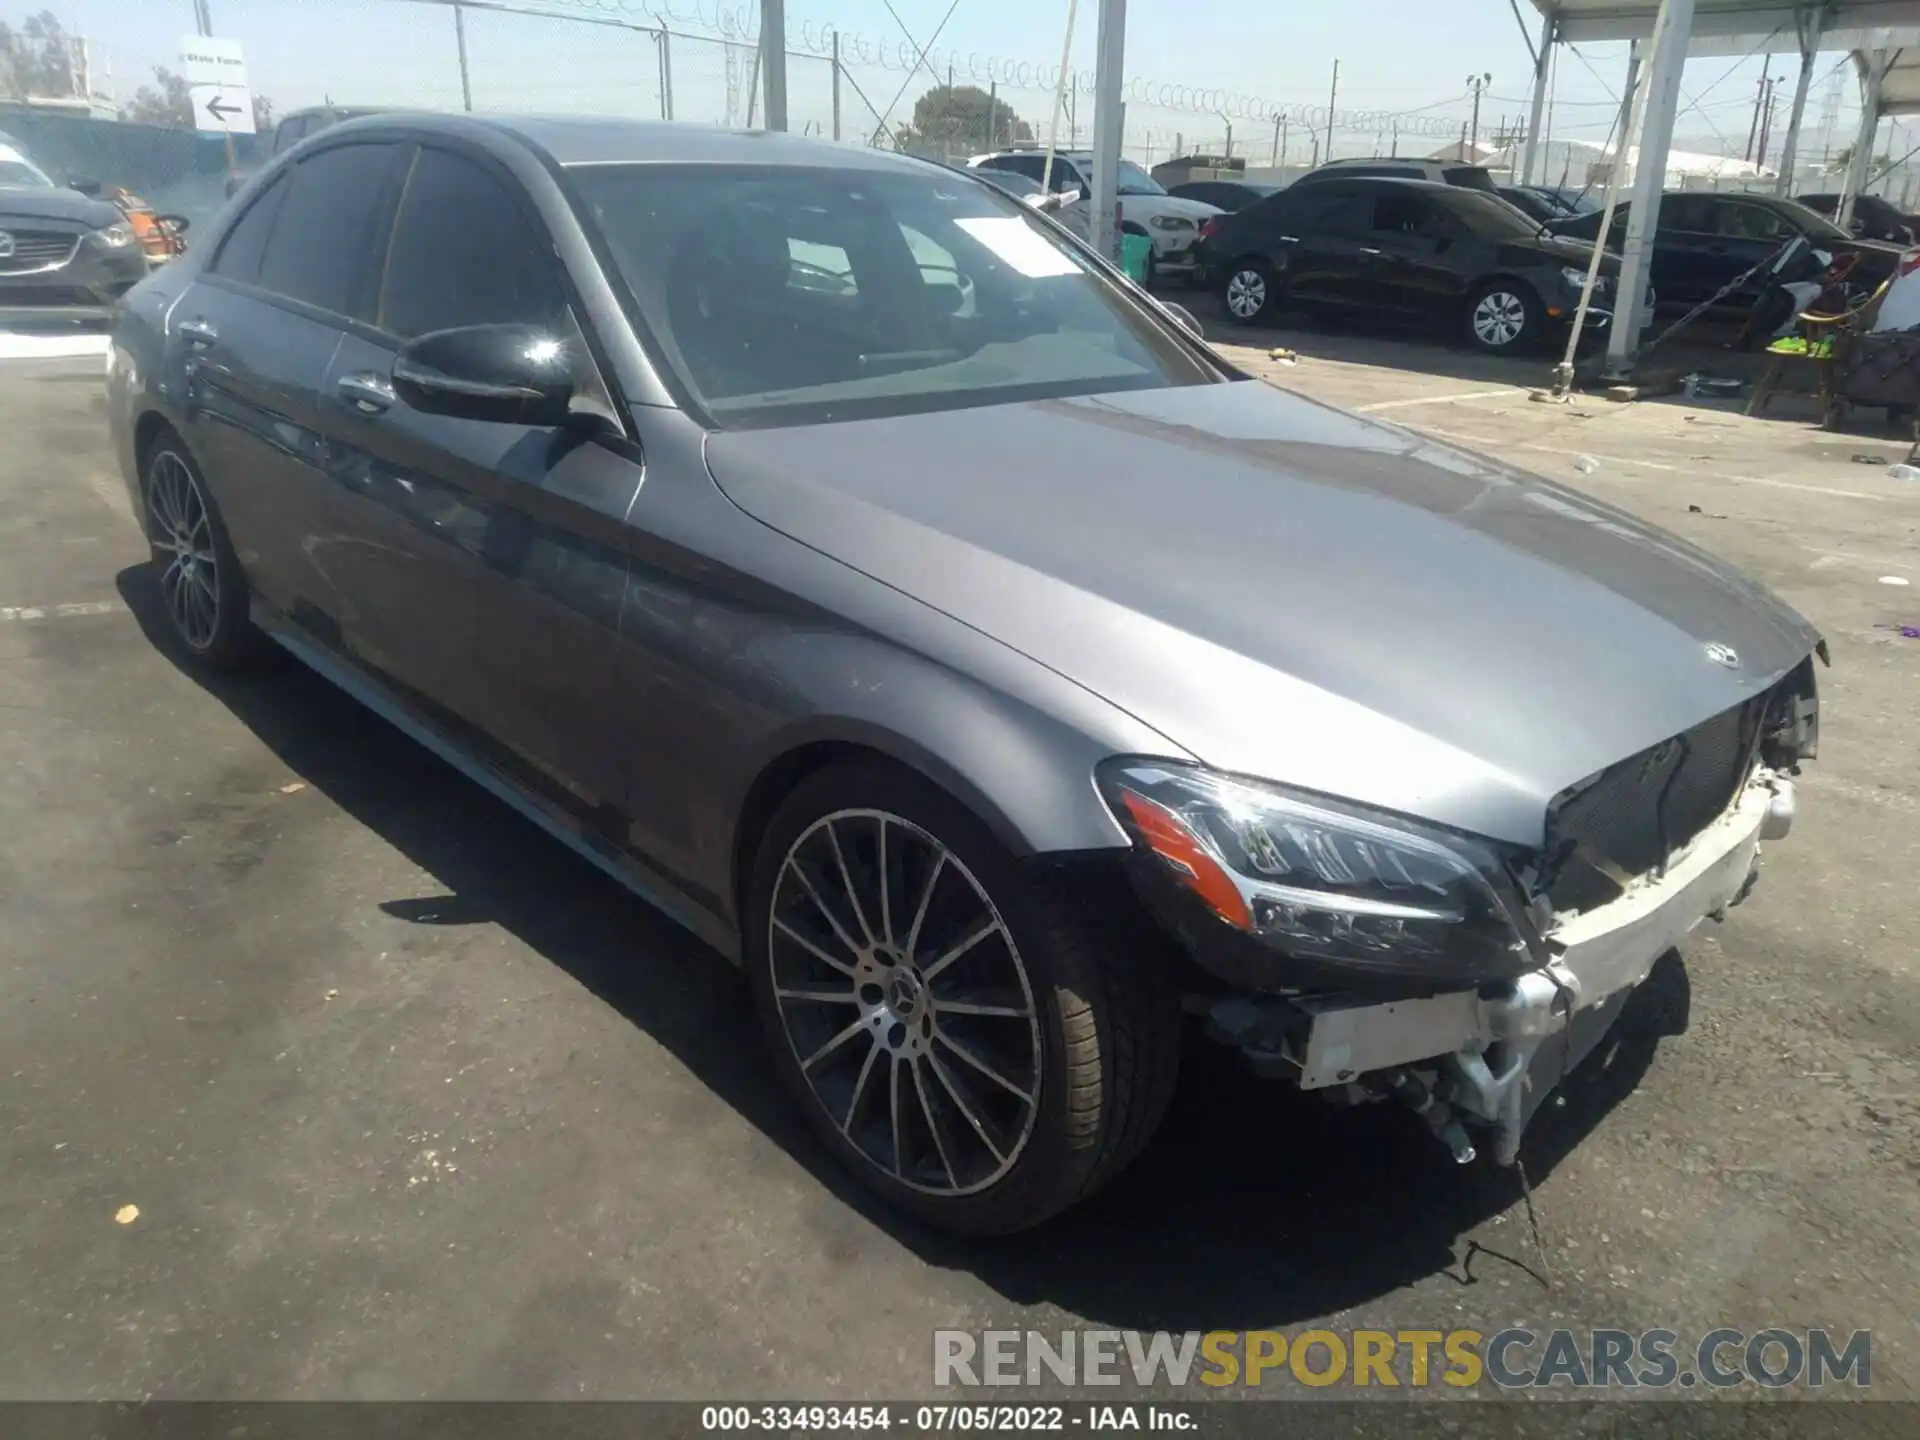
[142,433,263,670]
[747,760,1180,1236]
[1464,279,1540,353]
[1220,257,1277,325]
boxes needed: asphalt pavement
[1,334,1915,1408]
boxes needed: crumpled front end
[1111,656,1820,1168]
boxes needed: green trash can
[1121,234,1153,284]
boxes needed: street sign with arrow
[180,35,255,135]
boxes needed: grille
[1544,694,1762,912]
[0,228,79,274]
[0,284,93,306]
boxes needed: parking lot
[2,319,1916,1405]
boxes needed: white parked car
[967,149,1221,281]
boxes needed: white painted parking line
[1356,388,1518,413]
[0,331,112,361]
[0,601,123,621]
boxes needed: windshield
[1446,190,1554,240]
[1780,200,1852,242]
[1115,159,1166,196]
[0,149,55,188]
[569,162,1214,429]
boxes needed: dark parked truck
[0,135,153,322]
[108,114,1823,1235]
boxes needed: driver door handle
[337,372,396,415]
[177,317,218,347]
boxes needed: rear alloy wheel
[144,438,261,669]
[1222,260,1275,324]
[1466,281,1537,352]
[748,762,1180,1235]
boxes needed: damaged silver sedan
[109,117,1823,1236]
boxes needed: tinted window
[982,154,1044,181]
[211,175,288,283]
[273,115,309,153]
[1441,166,1497,192]
[256,142,401,318]
[378,147,564,339]
[1716,201,1789,240]
[571,162,1214,427]
[1658,195,1713,232]
[1369,190,1444,236]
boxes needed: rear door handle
[1277,234,1300,244]
[177,317,217,347]
[1358,246,1384,257]
[337,372,396,415]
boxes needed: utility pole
[1466,72,1491,155]
[192,1,214,37]
[760,0,786,132]
[830,30,839,139]
[1325,58,1340,163]
[453,3,472,112]
[1746,59,1772,160]
[1756,77,1779,168]
[1271,112,1282,166]
[657,29,674,120]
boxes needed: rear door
[171,141,406,621]
[1642,194,1717,307]
[318,140,640,816]
[1711,199,1801,303]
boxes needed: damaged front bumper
[1202,769,1794,1166]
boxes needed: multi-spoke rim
[147,451,219,650]
[768,809,1042,1197]
[1472,290,1528,347]
[1226,269,1266,319]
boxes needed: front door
[316,141,640,818]
[1354,189,1461,319]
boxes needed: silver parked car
[108,116,1823,1234]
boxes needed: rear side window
[378,147,564,339]
[1658,195,1712,233]
[211,175,287,283]
[256,142,402,319]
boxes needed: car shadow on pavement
[117,560,1692,1334]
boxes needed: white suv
[967,149,1221,281]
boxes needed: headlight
[90,222,136,248]
[1150,215,1195,232]
[1099,761,1535,982]
[1560,265,1592,292]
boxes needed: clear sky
[12,0,1890,172]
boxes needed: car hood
[704,381,1821,847]
[0,184,121,227]
[1120,194,1220,221]
[1505,232,1616,271]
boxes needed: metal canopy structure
[1520,1,1920,371]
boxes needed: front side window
[255,142,402,318]
[210,174,288,284]
[378,147,564,338]
[569,162,1216,428]
[1369,192,1444,238]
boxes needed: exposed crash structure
[1111,656,1822,1169]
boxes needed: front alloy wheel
[748,762,1180,1234]
[1467,284,1534,351]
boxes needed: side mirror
[392,323,576,427]
[1159,301,1204,339]
[69,175,102,197]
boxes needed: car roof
[325,111,942,176]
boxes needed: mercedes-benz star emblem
[1705,642,1740,669]
[0,232,16,261]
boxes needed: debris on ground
[1605,385,1639,403]
[278,781,307,795]
[1880,576,1911,586]
[1686,504,1728,518]
[1682,373,1744,399]
[1851,453,1889,465]
[1573,455,1600,474]
[114,1204,139,1225]
[1877,622,1920,639]
[1268,348,1299,364]
[1886,463,1920,480]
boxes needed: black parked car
[1167,179,1279,212]
[0,132,152,322]
[1202,176,1622,352]
[1548,191,1903,315]
[1793,191,1917,246]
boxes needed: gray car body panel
[705,379,1820,848]
[109,112,1820,968]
